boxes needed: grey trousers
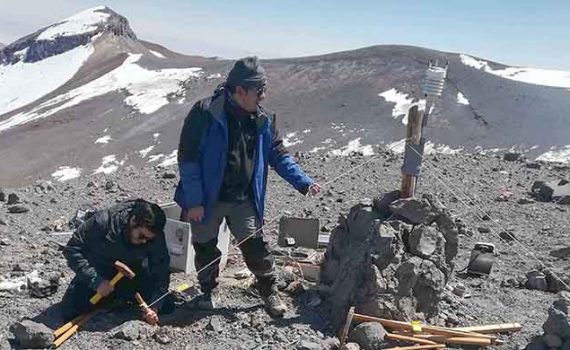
[183,201,276,295]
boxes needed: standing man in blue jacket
[174,57,320,317]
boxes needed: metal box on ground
[278,217,320,249]
[467,242,496,276]
[160,202,231,274]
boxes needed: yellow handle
[89,272,124,304]
[53,314,83,338]
[53,312,94,348]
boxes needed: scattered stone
[341,343,360,350]
[0,216,6,226]
[526,162,542,169]
[7,193,20,205]
[389,198,439,225]
[0,238,10,246]
[349,322,386,350]
[297,339,322,350]
[499,230,516,241]
[162,171,176,179]
[477,226,491,234]
[550,247,570,259]
[28,273,60,298]
[0,189,5,202]
[207,317,223,332]
[153,328,171,344]
[10,320,53,349]
[503,152,521,161]
[8,205,29,214]
[112,320,152,341]
[518,198,536,204]
[527,271,548,291]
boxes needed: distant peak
[0,6,137,64]
[36,6,135,41]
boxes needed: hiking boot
[187,291,216,310]
[262,292,287,317]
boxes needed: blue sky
[1,0,569,69]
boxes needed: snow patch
[460,54,570,89]
[51,166,81,181]
[0,54,203,132]
[37,6,110,40]
[302,129,311,134]
[457,92,470,105]
[150,50,165,59]
[148,154,164,162]
[139,146,155,158]
[309,146,327,153]
[283,132,303,147]
[0,44,94,116]
[536,146,570,164]
[387,139,462,155]
[157,150,178,167]
[94,155,124,174]
[378,88,426,125]
[206,73,222,79]
[94,135,112,144]
[331,138,374,156]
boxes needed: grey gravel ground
[1,148,569,349]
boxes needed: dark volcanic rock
[28,273,60,298]
[504,152,522,161]
[10,320,53,349]
[408,225,440,258]
[112,320,153,341]
[7,205,29,214]
[389,198,440,225]
[349,322,386,350]
[7,193,20,205]
[543,307,570,338]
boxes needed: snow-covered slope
[0,44,94,116]
[0,53,202,132]
[460,54,570,89]
[1,7,570,186]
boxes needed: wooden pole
[351,313,496,340]
[453,323,522,334]
[385,333,437,345]
[400,105,423,198]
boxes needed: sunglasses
[251,85,266,97]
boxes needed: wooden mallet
[89,260,135,304]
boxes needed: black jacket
[63,200,170,301]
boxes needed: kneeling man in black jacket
[60,199,172,325]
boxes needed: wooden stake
[400,105,423,198]
[351,313,495,340]
[412,334,492,346]
[453,323,522,334]
[385,333,437,345]
[384,344,445,350]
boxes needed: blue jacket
[174,91,314,223]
